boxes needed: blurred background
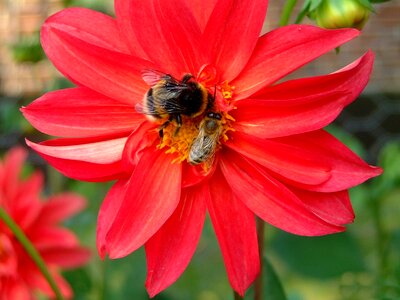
[0,0,399,299]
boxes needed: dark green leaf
[245,256,288,300]
[271,231,365,279]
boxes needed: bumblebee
[189,112,223,165]
[137,70,213,137]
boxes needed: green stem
[371,196,389,295]
[254,218,265,300]
[234,291,244,300]
[279,0,298,26]
[0,207,64,300]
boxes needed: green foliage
[11,34,45,64]
[271,232,366,279]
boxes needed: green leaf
[271,231,366,279]
[63,268,92,300]
[357,0,375,12]
[369,0,390,3]
[245,256,288,300]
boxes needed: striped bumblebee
[137,70,213,137]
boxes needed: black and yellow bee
[137,70,214,137]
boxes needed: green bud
[315,0,371,30]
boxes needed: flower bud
[315,0,371,30]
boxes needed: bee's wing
[142,69,176,86]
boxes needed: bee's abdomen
[145,88,163,118]
[188,137,213,165]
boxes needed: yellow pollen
[157,112,235,165]
[219,80,236,99]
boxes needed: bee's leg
[159,116,174,139]
[173,114,182,136]
[181,74,193,83]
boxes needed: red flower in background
[22,0,381,296]
[0,148,90,299]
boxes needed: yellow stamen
[158,112,235,165]
[219,80,236,99]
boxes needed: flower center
[156,74,236,167]
[158,111,235,165]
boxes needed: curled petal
[145,184,207,297]
[233,25,360,99]
[220,150,344,235]
[291,188,354,226]
[181,155,219,188]
[203,0,269,81]
[252,51,374,106]
[21,87,143,138]
[207,167,259,296]
[105,148,182,258]
[226,132,331,186]
[272,130,382,192]
[121,122,158,172]
[233,91,348,138]
[26,136,126,164]
[26,137,126,182]
[41,7,130,54]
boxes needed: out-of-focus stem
[234,291,244,300]
[279,0,298,26]
[254,218,265,300]
[0,207,64,300]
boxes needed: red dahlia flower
[22,0,382,296]
[0,147,90,299]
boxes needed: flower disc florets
[156,75,236,165]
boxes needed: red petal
[26,137,126,164]
[273,130,382,192]
[42,8,130,54]
[207,167,259,296]
[105,148,182,258]
[11,172,42,230]
[97,180,128,259]
[226,131,331,185]
[0,278,32,300]
[29,228,78,249]
[291,188,354,226]
[25,268,72,299]
[233,91,347,138]
[181,157,218,188]
[39,193,86,224]
[233,25,360,99]
[121,122,158,172]
[252,51,374,106]
[41,22,153,105]
[183,0,218,31]
[1,147,27,200]
[41,246,91,269]
[220,150,344,235]
[115,0,203,76]
[21,87,143,138]
[145,184,207,297]
[203,0,269,81]
[26,138,126,182]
